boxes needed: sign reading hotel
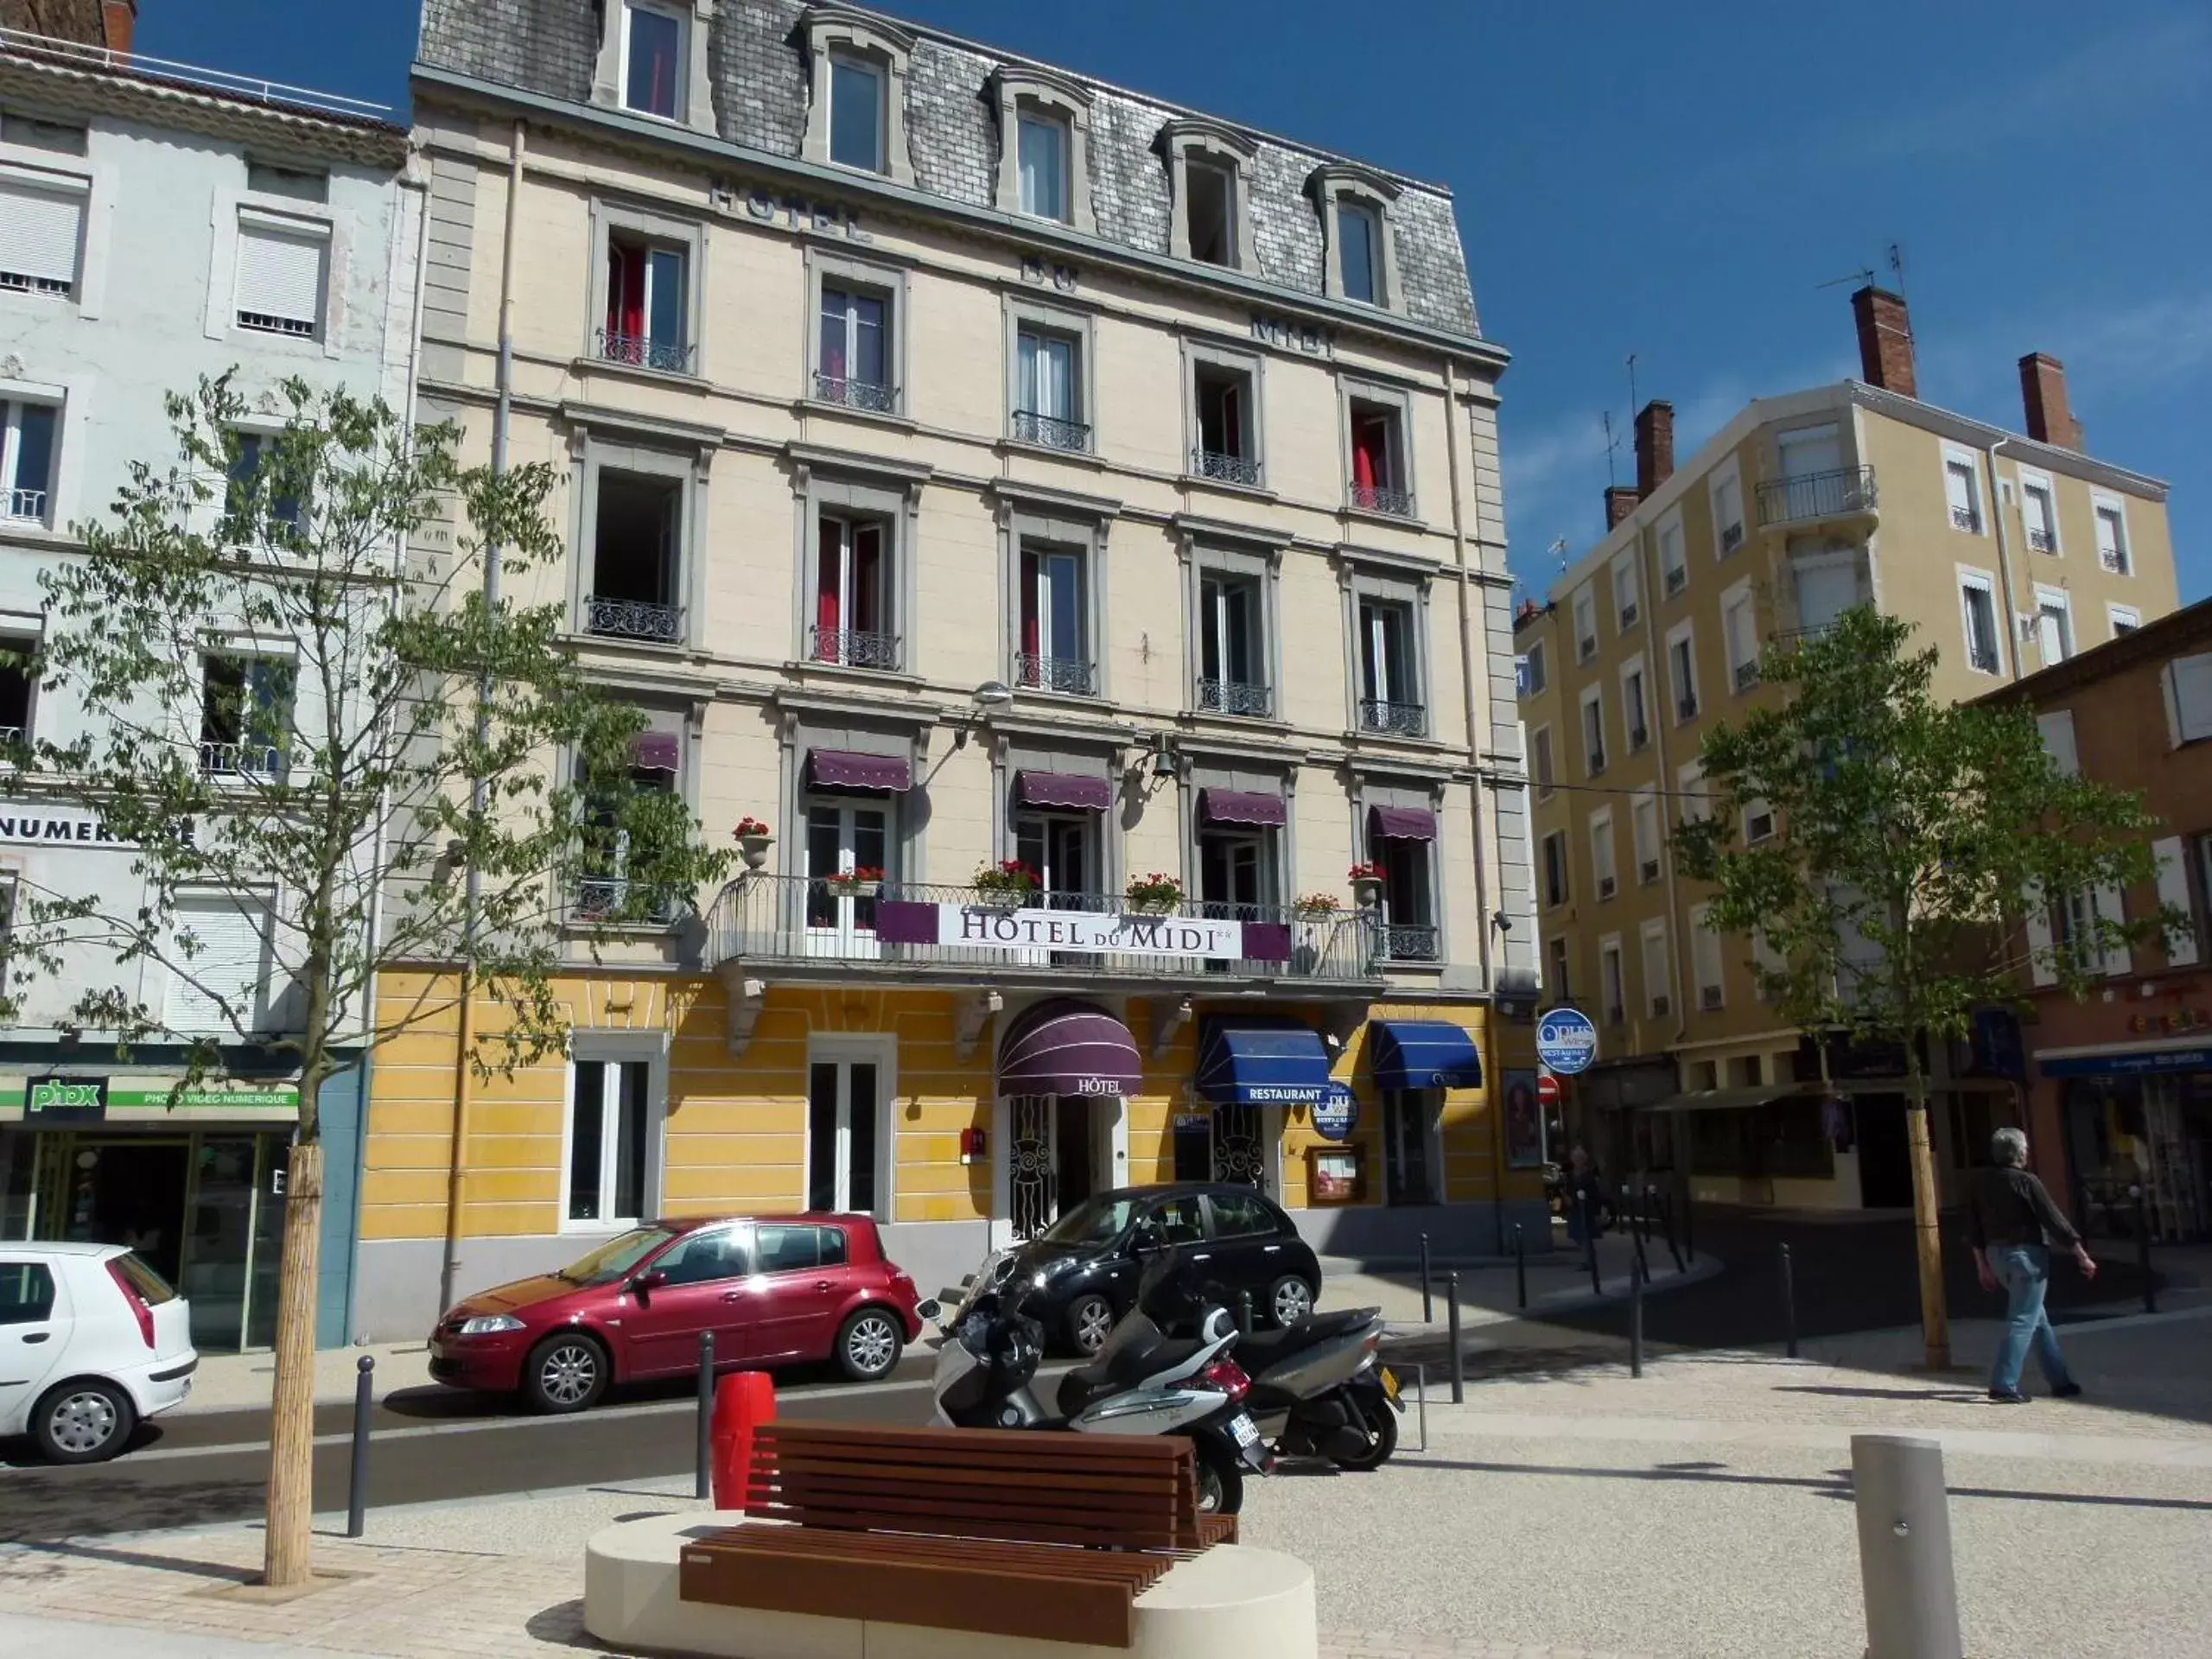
[877,900,1291,964]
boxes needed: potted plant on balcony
[824,864,882,899]
[1348,861,1387,909]
[733,816,774,871]
[972,858,1039,908]
[1294,892,1343,919]
[1124,872,1184,915]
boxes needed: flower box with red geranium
[824,865,883,899]
[972,859,1039,908]
[1124,873,1184,915]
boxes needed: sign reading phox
[25,1076,109,1122]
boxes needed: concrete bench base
[583,1510,1318,1659]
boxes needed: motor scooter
[1232,1306,1403,1469]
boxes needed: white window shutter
[2152,836,2198,967]
[0,181,86,287]
[2094,883,2133,978]
[2037,710,2079,775]
[166,895,270,1033]
[2165,654,2212,746]
[2024,884,2057,987]
[235,222,327,328]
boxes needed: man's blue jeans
[1989,1244,2074,1395]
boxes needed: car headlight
[456,1314,524,1336]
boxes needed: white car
[1,1241,198,1463]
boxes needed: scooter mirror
[914,1298,943,1323]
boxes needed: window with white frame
[2155,836,2202,968]
[1630,789,1662,884]
[1690,905,1726,1009]
[2018,471,2059,554]
[164,889,275,1034]
[0,175,86,298]
[2163,652,2212,747]
[1357,593,1424,735]
[1,397,58,525]
[1580,684,1606,777]
[812,504,897,671]
[1711,464,1745,557]
[802,11,913,183]
[1942,449,1983,534]
[1589,808,1618,900]
[828,54,887,172]
[816,272,896,412]
[1162,121,1255,270]
[1676,760,1711,825]
[2093,494,2131,575]
[1522,638,1548,695]
[1529,724,1554,798]
[575,711,686,923]
[234,213,328,340]
[585,456,687,645]
[1018,108,1071,220]
[991,70,1093,231]
[808,1048,887,1215]
[1612,552,1640,630]
[1658,512,1687,594]
[1599,937,1625,1025]
[1188,346,1261,486]
[1620,656,1650,749]
[1722,586,1760,691]
[1571,585,1598,662]
[199,650,294,779]
[601,227,691,373]
[226,430,307,546]
[1017,538,1092,696]
[1547,935,1573,1000]
[1641,918,1672,1017]
[2037,709,2079,775]
[1312,165,1399,309]
[1957,569,2003,676]
[2033,587,2073,666]
[566,1056,658,1226]
[1665,620,1699,721]
[620,1,688,120]
[1009,308,1090,451]
[1345,387,1412,516]
[2109,605,2140,638]
[1743,795,1777,843]
[1196,561,1269,716]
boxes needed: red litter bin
[709,1370,776,1512]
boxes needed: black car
[969,1183,1325,1356]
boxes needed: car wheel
[836,1307,904,1382]
[1065,1292,1115,1356]
[1267,1275,1316,1329]
[1193,1441,1244,1516]
[33,1378,137,1465]
[522,1332,609,1414]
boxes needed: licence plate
[1228,1412,1260,1449]
[1381,1367,1401,1404]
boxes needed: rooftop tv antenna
[1887,240,1907,296]
[1601,410,1620,486]
[1816,264,1877,291]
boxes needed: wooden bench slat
[759,1482,1182,1532]
[761,1422,1189,1458]
[747,1452,1179,1498]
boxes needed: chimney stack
[1604,486,1641,530]
[2018,353,2080,450]
[1851,285,1917,398]
[100,1,136,54]
[1634,400,1675,497]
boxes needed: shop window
[587,470,683,644]
[1198,569,1269,717]
[566,1058,655,1227]
[1016,542,1091,695]
[601,233,692,373]
[808,1056,882,1216]
[1381,1091,1438,1205]
[200,652,293,778]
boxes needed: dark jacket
[1968,1164,2081,1251]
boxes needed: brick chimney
[1634,400,1675,497]
[101,1,136,53]
[1604,486,1640,530]
[2018,353,2080,450]
[1851,285,1917,398]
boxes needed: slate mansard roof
[415,0,1483,341]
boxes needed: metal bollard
[1781,1242,1799,1359]
[1629,1248,1644,1379]
[1446,1269,1465,1403]
[1624,1183,1649,1281]
[1681,1185,1695,1264]
[1585,1201,1602,1295]
[2131,1185,2155,1313]
[1514,1222,1527,1310]
[1236,1289,1255,1335]
[1419,1230,1433,1324]
[1652,1184,1683,1274]
[1852,1433,1964,1659]
[345,1354,373,1538]
[696,1330,715,1500]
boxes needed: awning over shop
[1199,789,1287,827]
[997,998,1141,1099]
[1017,770,1112,811]
[1369,805,1437,841]
[808,748,913,791]
[1368,1020,1484,1090]
[1196,1021,1341,1106]
[1640,1084,1801,1114]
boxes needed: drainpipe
[439,119,525,1319]
[1983,437,2023,681]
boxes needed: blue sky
[140,1,2210,601]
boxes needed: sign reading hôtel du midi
[875,900,1292,964]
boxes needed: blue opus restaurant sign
[1535,1008,1599,1076]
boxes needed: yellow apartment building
[1516,286,2177,1214]
[359,0,1544,1334]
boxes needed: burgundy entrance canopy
[996,998,1142,1099]
[1016,770,1113,811]
[1369,804,1438,841]
[631,731,680,771]
[1198,788,1286,827]
[809,748,913,791]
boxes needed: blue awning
[1196,1021,1340,1107]
[1370,1020,1484,1090]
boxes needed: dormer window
[802,9,915,185]
[594,0,712,134]
[991,67,1095,233]
[1160,118,1256,270]
[1311,163,1402,310]
[1338,202,1379,303]
[622,2,684,120]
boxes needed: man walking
[1968,1127,2097,1404]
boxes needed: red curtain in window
[1352,414,1385,491]
[851,524,881,634]
[1019,549,1041,677]
[815,518,842,659]
[607,243,645,340]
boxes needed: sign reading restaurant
[877,900,1291,964]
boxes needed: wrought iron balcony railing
[2025,527,2056,553]
[1012,410,1092,452]
[586,594,682,644]
[814,373,899,415]
[1755,466,1878,527]
[595,328,696,375]
[1192,448,1262,488]
[1733,659,1761,691]
[570,877,682,926]
[1358,697,1427,737]
[3,487,47,522]
[1014,652,1097,696]
[200,741,286,779]
[809,627,904,671]
[1379,924,1440,963]
[1950,505,1982,533]
[1349,481,1414,518]
[1197,677,1273,718]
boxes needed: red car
[429,1214,923,1413]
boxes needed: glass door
[185,1136,258,1352]
[804,800,889,957]
[245,1134,289,1349]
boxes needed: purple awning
[1017,770,1112,811]
[1200,788,1286,828]
[631,732,679,772]
[810,748,912,792]
[997,998,1142,1099]
[1370,805,1438,841]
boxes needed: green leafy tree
[1671,607,2171,1369]
[4,376,727,1583]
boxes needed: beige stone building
[1516,288,2177,1213]
[362,0,1542,1336]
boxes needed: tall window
[1529,726,1554,798]
[817,281,891,410]
[1541,830,1569,907]
[1612,556,1639,629]
[200,652,293,778]
[1014,324,1085,449]
[1600,942,1625,1025]
[1571,587,1597,661]
[808,1058,880,1213]
[1723,592,1760,691]
[1959,574,2002,675]
[0,177,85,297]
[1668,629,1699,721]
[576,724,681,921]
[0,630,35,745]
[806,799,889,934]
[1371,826,1436,959]
[1712,471,1745,556]
[1547,936,1572,999]
[164,892,273,1033]
[1192,359,1257,485]
[1348,400,1408,515]
[813,513,894,669]
[1018,543,1090,695]
[1522,639,1547,695]
[1943,455,1982,533]
[588,470,683,643]
[1691,907,1726,1009]
[1580,688,1605,777]
[1631,791,1662,885]
[1641,921,1671,1017]
[1357,597,1423,735]
[226,432,306,541]
[1198,571,1268,716]
[2094,501,2130,574]
[1017,111,1069,220]
[1185,158,1234,265]
[1659,518,1687,593]
[827,55,885,171]
[622,1,685,119]
[234,219,327,339]
[1622,662,1649,748]
[1017,813,1093,901]
[1589,810,1618,899]
[2021,479,2058,553]
[2036,592,2073,664]
[603,235,690,372]
[1,400,58,525]
[1337,201,1379,304]
[1198,830,1267,917]
[568,1059,652,1225]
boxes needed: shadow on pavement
[0,1467,268,1546]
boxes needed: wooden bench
[677,1421,1237,1649]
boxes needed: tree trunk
[263,1139,324,1586]
[1903,1061,1950,1370]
